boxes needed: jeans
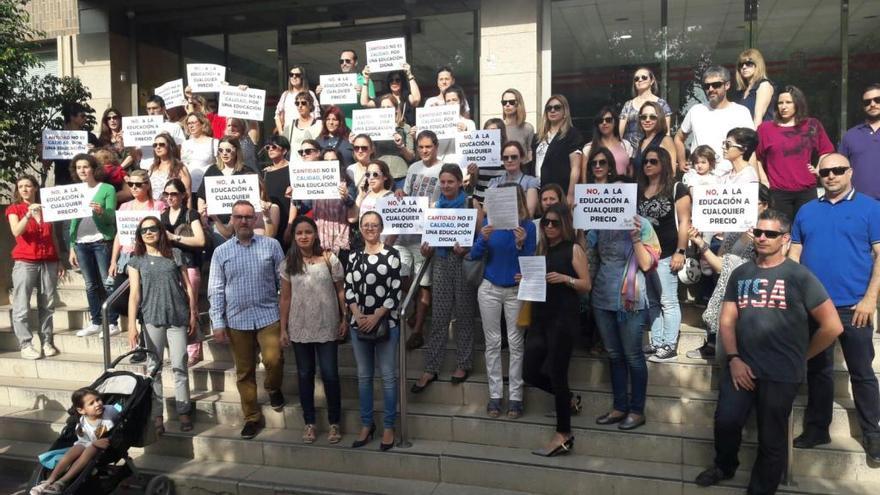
[11,260,58,349]
[143,324,191,417]
[350,325,400,429]
[74,241,117,325]
[803,307,880,439]
[523,315,577,433]
[647,256,681,348]
[713,373,800,495]
[593,307,648,414]
[769,188,816,223]
[477,280,524,401]
[292,341,341,425]
[227,322,284,423]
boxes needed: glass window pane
[846,2,880,131]
[411,12,477,118]
[228,30,280,135]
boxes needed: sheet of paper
[351,108,396,141]
[289,161,341,200]
[416,105,459,140]
[203,174,262,216]
[154,78,185,109]
[375,196,429,235]
[318,74,358,105]
[41,130,87,160]
[122,116,163,148]
[423,208,477,247]
[41,183,92,222]
[484,186,519,230]
[218,86,266,121]
[691,182,759,232]
[517,256,547,302]
[186,64,226,92]
[365,37,407,72]
[456,129,501,168]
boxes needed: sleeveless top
[632,133,665,175]
[534,240,578,323]
[736,78,776,122]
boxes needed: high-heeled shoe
[410,373,437,393]
[532,436,574,457]
[379,428,395,451]
[351,424,376,448]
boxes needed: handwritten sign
[154,79,185,109]
[122,116,163,148]
[375,196,428,235]
[573,183,637,230]
[290,161,341,200]
[204,174,262,216]
[366,37,407,72]
[416,105,459,140]
[456,129,501,168]
[116,210,160,248]
[42,183,92,222]
[485,186,519,230]
[691,182,759,232]
[218,86,266,121]
[319,74,358,105]
[423,208,477,247]
[351,108,396,141]
[186,64,225,93]
[41,130,87,160]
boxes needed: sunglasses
[289,72,302,78]
[753,228,784,239]
[591,159,608,167]
[639,114,658,121]
[540,218,561,228]
[298,148,318,156]
[162,191,181,198]
[502,154,520,162]
[138,225,161,234]
[264,144,281,151]
[633,74,650,82]
[366,171,382,178]
[818,166,850,178]
[722,141,744,150]
[354,145,370,152]
[863,96,880,107]
[702,81,725,91]
[105,115,120,121]
[218,148,236,154]
[501,99,517,106]
[545,104,563,113]
[388,77,403,83]
[596,117,614,125]
[126,181,145,188]
[645,158,660,166]
[295,101,310,107]
[339,58,353,64]
[738,60,756,69]
[152,142,167,148]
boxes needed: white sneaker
[29,481,49,495]
[20,345,42,360]
[103,324,121,337]
[42,343,59,357]
[75,324,101,337]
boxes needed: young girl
[32,388,120,495]
[682,145,718,190]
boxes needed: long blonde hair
[215,137,246,172]
[735,48,768,91]
[502,88,526,126]
[538,94,573,143]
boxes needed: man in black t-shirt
[695,209,843,494]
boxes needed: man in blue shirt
[839,83,880,200]
[208,200,286,439]
[789,153,880,462]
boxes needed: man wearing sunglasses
[696,209,843,492]
[139,95,186,168]
[674,66,754,177]
[787,153,880,462]
[315,49,375,128]
[839,83,880,200]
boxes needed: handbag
[462,253,486,288]
[352,250,390,342]
[516,301,532,327]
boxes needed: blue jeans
[350,325,400,429]
[74,241,117,325]
[647,256,681,348]
[593,307,648,414]
[292,341,341,425]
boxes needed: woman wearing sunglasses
[362,65,420,126]
[317,106,354,167]
[275,65,320,134]
[286,92,323,157]
[98,108,138,170]
[582,106,633,178]
[261,135,301,248]
[733,49,776,127]
[109,169,167,287]
[181,111,219,198]
[633,102,676,176]
[196,137,253,245]
[373,95,415,190]
[224,118,260,174]
[148,133,191,201]
[501,89,536,170]
[584,147,620,185]
[127,216,199,434]
[346,134,376,191]
[534,95,583,207]
[618,68,672,152]
[308,148,358,265]
[486,141,539,218]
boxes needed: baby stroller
[29,348,175,495]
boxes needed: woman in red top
[6,175,63,360]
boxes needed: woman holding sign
[374,95,415,189]
[149,132,191,202]
[411,164,477,393]
[523,204,590,456]
[98,108,138,170]
[181,111,219,199]
[7,175,62,360]
[286,92,323,157]
[310,148,358,264]
[197,137,254,245]
[487,141,540,217]
[317,106,354,167]
[275,65,320,133]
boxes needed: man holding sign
[316,49,375,128]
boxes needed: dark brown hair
[13,175,40,204]
[134,216,173,258]
[285,216,322,276]
[774,85,809,125]
[70,153,105,183]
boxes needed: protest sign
[691,182,759,232]
[318,74,358,105]
[351,108,396,141]
[375,196,429,235]
[484,186,519,230]
[122,116,163,147]
[41,130,87,160]
[41,183,92,223]
[456,129,501,168]
[366,37,407,72]
[204,174,262,216]
[154,78,185,108]
[423,208,478,247]
[416,105,459,140]
[573,183,637,230]
[289,161,341,200]
[517,256,547,302]
[218,86,266,121]
[116,210,160,248]
[186,63,225,92]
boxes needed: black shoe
[450,370,470,385]
[532,436,574,457]
[405,333,424,350]
[596,412,626,425]
[268,391,286,412]
[351,424,376,448]
[380,440,394,451]
[865,434,880,462]
[240,420,262,439]
[129,351,147,364]
[793,431,831,449]
[695,466,734,487]
[410,373,437,394]
[685,341,716,360]
[618,414,646,430]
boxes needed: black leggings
[768,188,816,222]
[523,317,576,433]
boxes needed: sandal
[570,395,582,416]
[327,424,342,444]
[507,400,524,419]
[486,398,502,418]
[302,424,317,444]
[154,417,166,436]
[179,413,194,432]
[42,481,67,495]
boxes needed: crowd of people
[9,46,880,495]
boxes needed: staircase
[0,274,878,494]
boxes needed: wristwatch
[726,353,740,363]
[676,248,686,256]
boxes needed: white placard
[154,78,185,109]
[423,208,478,247]
[116,210,160,248]
[204,174,262,216]
[416,105,459,140]
[122,116,163,148]
[691,182,759,232]
[351,108,396,141]
[41,130,87,160]
[573,183,637,230]
[218,86,266,122]
[186,63,226,93]
[41,183,92,223]
[375,196,429,235]
[485,186,520,230]
[318,74,358,105]
[456,129,501,168]
[289,161,341,200]
[366,37,407,72]
[517,256,547,302]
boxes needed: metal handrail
[397,252,434,448]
